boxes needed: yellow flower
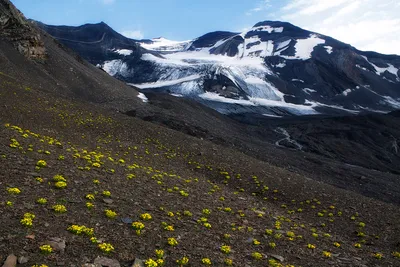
[144,258,158,267]
[307,244,316,249]
[224,258,233,266]
[67,224,94,236]
[36,198,47,204]
[253,239,261,245]
[7,187,21,195]
[36,160,47,168]
[201,258,212,265]
[155,249,164,259]
[53,204,67,213]
[105,209,117,219]
[98,243,114,253]
[354,243,361,248]
[374,253,383,259]
[39,244,53,254]
[333,242,341,248]
[132,221,145,235]
[323,251,332,258]
[140,213,152,221]
[164,225,174,231]
[86,202,94,209]
[86,194,95,200]
[53,174,66,182]
[102,190,111,197]
[55,181,67,189]
[220,245,231,254]
[176,256,189,266]
[252,252,263,260]
[202,209,211,215]
[168,237,178,246]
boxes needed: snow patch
[102,60,129,76]
[342,89,352,96]
[137,93,148,103]
[113,49,133,56]
[130,75,201,89]
[280,34,325,60]
[324,46,333,54]
[292,79,304,83]
[140,37,192,52]
[303,88,316,94]
[361,56,399,79]
[199,92,318,115]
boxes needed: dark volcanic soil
[1,67,400,267]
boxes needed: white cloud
[121,30,144,40]
[102,0,115,4]
[278,0,400,55]
[246,0,271,16]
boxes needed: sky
[11,0,400,55]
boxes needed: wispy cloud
[246,0,271,16]
[278,0,400,55]
[120,30,144,40]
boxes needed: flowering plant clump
[53,174,66,182]
[140,213,152,221]
[307,244,316,249]
[36,160,47,168]
[55,181,67,189]
[144,258,158,267]
[20,212,35,227]
[67,224,94,236]
[164,224,174,231]
[7,187,21,195]
[252,252,263,260]
[36,198,48,205]
[132,222,145,235]
[202,209,211,215]
[39,244,53,254]
[392,251,400,258]
[105,209,117,219]
[86,194,95,201]
[32,265,49,267]
[168,237,178,246]
[323,251,332,258]
[155,249,164,259]
[53,204,67,213]
[374,253,383,259]
[183,210,192,217]
[201,258,212,265]
[98,242,114,253]
[333,242,341,248]
[86,202,94,209]
[102,190,111,197]
[176,256,189,266]
[224,258,233,266]
[220,245,231,254]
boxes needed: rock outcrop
[0,0,45,59]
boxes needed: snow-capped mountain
[37,20,400,116]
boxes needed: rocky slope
[37,20,400,116]
[1,1,400,266]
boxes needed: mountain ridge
[36,19,400,117]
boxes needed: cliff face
[0,0,45,59]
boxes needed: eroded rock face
[0,0,46,59]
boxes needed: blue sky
[11,0,400,55]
